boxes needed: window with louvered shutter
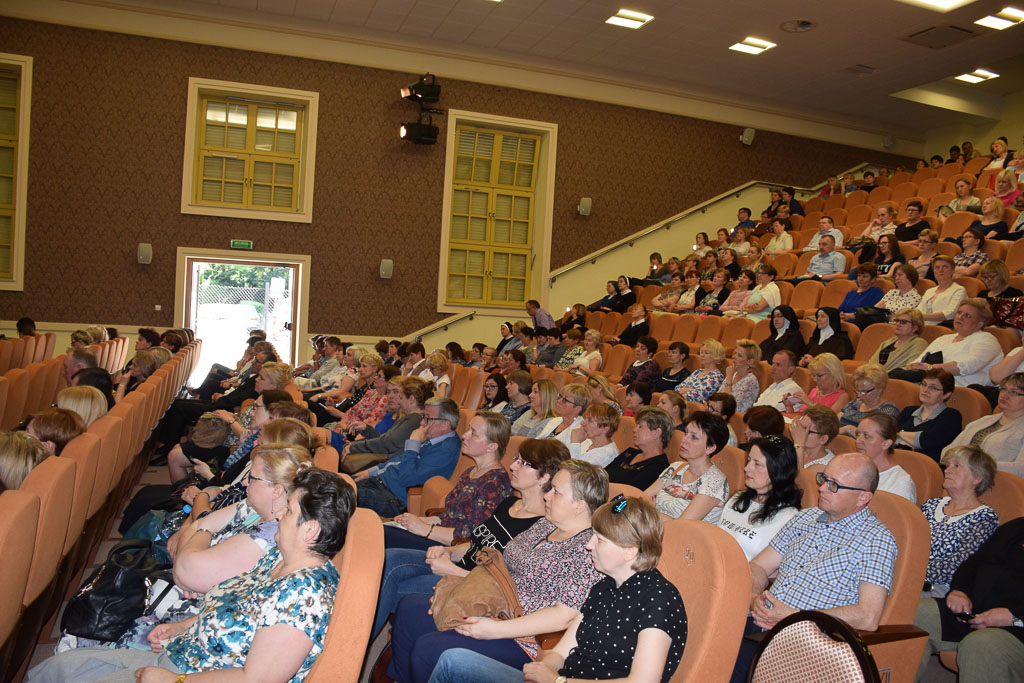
[0,73,18,281]
[446,125,539,308]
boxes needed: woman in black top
[978,260,1024,310]
[605,406,673,490]
[759,305,806,361]
[895,368,962,462]
[800,307,854,366]
[613,275,637,313]
[371,437,564,637]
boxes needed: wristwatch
[1012,614,1024,628]
[555,677,567,683]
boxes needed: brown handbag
[431,546,523,631]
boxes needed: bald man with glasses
[729,452,898,682]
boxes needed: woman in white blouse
[906,299,1003,387]
[856,412,917,503]
[763,218,794,256]
[917,255,966,324]
[567,329,603,378]
[568,403,621,467]
[536,383,591,444]
[942,372,1024,477]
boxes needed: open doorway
[175,248,310,383]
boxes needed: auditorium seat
[889,171,912,186]
[979,471,1024,524]
[0,490,38,681]
[0,339,13,375]
[769,252,797,278]
[916,177,945,200]
[984,326,1018,355]
[822,194,845,212]
[21,362,47,416]
[819,280,857,310]
[461,369,485,410]
[935,163,963,181]
[1,368,29,430]
[660,519,751,683]
[599,312,621,339]
[789,280,823,318]
[720,317,755,355]
[598,343,634,383]
[712,446,745,494]
[826,207,848,226]
[919,325,954,344]
[846,204,873,225]
[939,211,977,241]
[891,449,943,503]
[671,315,698,343]
[695,315,724,344]
[867,187,892,205]
[911,168,936,184]
[649,313,675,341]
[306,508,384,683]
[313,445,340,472]
[845,189,868,207]
[18,334,36,370]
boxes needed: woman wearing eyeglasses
[855,412,916,502]
[371,439,560,639]
[426,495,687,683]
[867,308,929,373]
[909,229,940,281]
[838,364,899,435]
[977,259,1023,310]
[718,436,802,561]
[783,353,850,416]
[943,372,1024,477]
[500,371,533,424]
[479,372,509,413]
[675,339,726,404]
[900,299,1003,386]
[646,412,730,524]
[789,404,841,470]
[863,264,922,329]
[536,383,592,444]
[896,368,962,463]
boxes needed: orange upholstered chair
[0,490,39,678]
[979,471,1024,524]
[1,368,29,430]
[306,508,384,683]
[661,519,751,683]
[891,449,943,503]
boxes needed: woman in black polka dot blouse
[426,495,688,683]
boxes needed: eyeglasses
[558,395,584,407]
[609,493,643,553]
[512,455,536,470]
[920,382,945,392]
[422,416,448,423]
[917,240,934,245]
[253,402,266,409]
[816,472,870,494]
[1000,385,1024,398]
[245,471,274,485]
[892,319,913,325]
[854,385,877,395]
[484,383,499,389]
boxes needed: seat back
[819,280,858,309]
[448,364,469,405]
[19,455,76,605]
[0,490,39,644]
[306,508,384,683]
[694,316,724,344]
[750,611,880,683]
[18,335,37,369]
[40,357,63,410]
[650,314,676,342]
[599,312,621,338]
[59,432,100,555]
[461,369,485,410]
[854,324,895,362]
[979,471,1024,524]
[845,190,869,208]
[1,368,30,430]
[671,315,698,343]
[661,519,751,682]
[720,317,755,354]
[22,362,47,416]
[84,415,123,516]
[770,253,797,278]
[847,204,873,225]
[890,449,943,503]
[946,387,988,429]
[868,491,929,625]
[602,344,634,380]
[0,339,14,375]
[789,280,824,318]
[712,445,746,495]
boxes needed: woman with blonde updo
[57,385,109,427]
[0,430,51,490]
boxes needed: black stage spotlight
[400,117,439,145]
[401,73,441,103]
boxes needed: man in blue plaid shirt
[730,452,898,682]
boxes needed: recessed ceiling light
[894,0,976,11]
[606,9,654,29]
[955,68,1000,83]
[975,6,1024,28]
[729,37,777,54]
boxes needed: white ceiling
[49,0,1024,137]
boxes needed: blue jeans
[387,594,531,683]
[373,547,444,637]
[428,648,525,683]
[357,477,406,517]
[385,524,445,552]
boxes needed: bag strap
[475,547,523,619]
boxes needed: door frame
[174,246,311,366]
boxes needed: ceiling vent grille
[902,24,978,49]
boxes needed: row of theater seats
[0,338,133,431]
[0,334,56,375]
[0,341,201,681]
[407,413,1024,682]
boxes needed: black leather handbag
[61,538,172,642]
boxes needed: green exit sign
[230,239,253,250]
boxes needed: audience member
[568,403,621,467]
[897,299,1003,386]
[802,216,844,252]
[606,407,673,490]
[896,368,962,462]
[675,339,725,403]
[839,364,899,432]
[759,306,806,360]
[789,404,840,470]
[942,373,1024,476]
[855,412,916,502]
[721,339,761,413]
[917,255,966,324]
[646,411,730,523]
[802,307,854,363]
[754,350,802,411]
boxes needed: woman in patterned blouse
[953,228,990,277]
[31,467,352,683]
[676,339,726,404]
[387,459,608,683]
[920,446,999,598]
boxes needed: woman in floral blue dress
[27,467,354,683]
[675,339,726,403]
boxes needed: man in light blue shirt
[802,216,844,252]
[354,397,462,516]
[788,235,846,283]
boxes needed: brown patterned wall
[0,18,913,335]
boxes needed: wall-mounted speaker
[739,127,756,146]
[578,197,592,216]
[379,258,394,279]
[137,243,153,265]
